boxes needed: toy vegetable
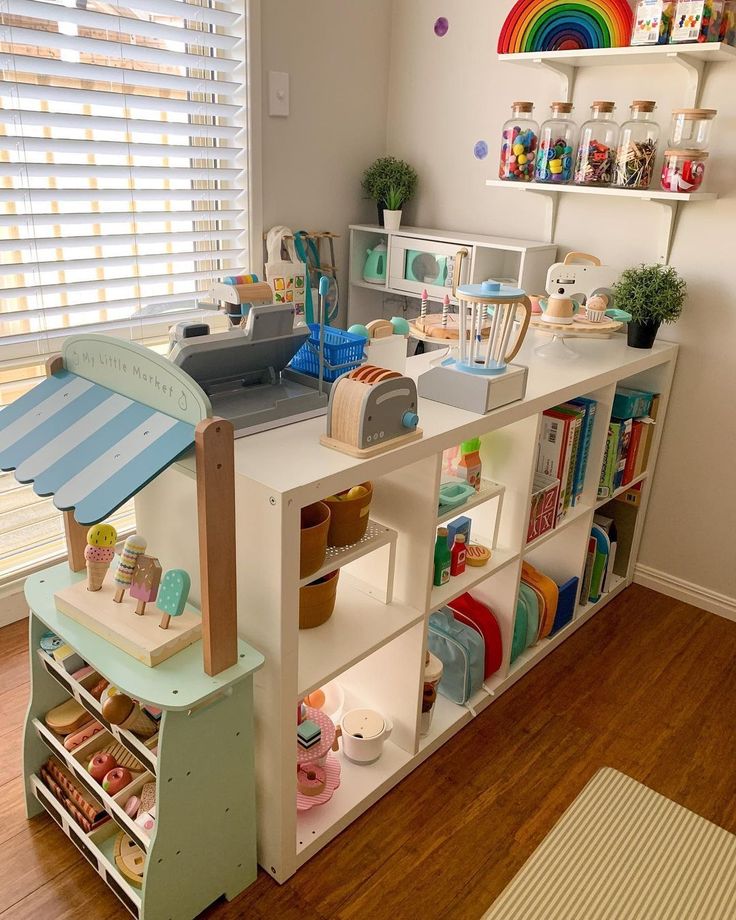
[84,523,117,592]
[157,569,191,630]
[129,555,162,616]
[113,534,147,603]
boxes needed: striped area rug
[483,768,736,919]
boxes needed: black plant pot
[376,202,385,227]
[627,319,661,349]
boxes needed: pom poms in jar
[499,102,539,183]
[535,102,576,185]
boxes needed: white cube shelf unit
[135,335,677,883]
[347,224,556,329]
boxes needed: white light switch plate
[268,71,290,117]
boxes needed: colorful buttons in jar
[660,149,708,192]
[499,101,539,183]
[573,101,619,187]
[535,102,577,184]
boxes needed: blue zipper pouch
[428,609,485,704]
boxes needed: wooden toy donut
[297,763,327,797]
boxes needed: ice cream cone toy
[157,569,191,630]
[102,692,157,739]
[113,534,147,603]
[129,555,162,615]
[84,523,117,591]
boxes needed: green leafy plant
[361,157,418,209]
[613,263,687,325]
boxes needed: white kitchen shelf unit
[347,224,556,329]
[485,180,716,263]
[498,42,736,106]
[135,335,677,883]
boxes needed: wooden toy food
[129,555,162,615]
[113,534,147,603]
[465,544,492,567]
[103,766,132,794]
[297,764,327,797]
[88,751,117,782]
[45,698,89,736]
[103,692,158,739]
[85,523,117,592]
[64,720,104,752]
[304,689,325,710]
[157,569,191,629]
[114,832,145,888]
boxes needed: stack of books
[598,387,660,500]
[536,397,598,523]
[580,514,618,606]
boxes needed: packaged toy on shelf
[670,0,725,41]
[630,0,676,44]
[499,102,539,182]
[457,438,482,491]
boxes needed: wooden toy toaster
[320,365,422,457]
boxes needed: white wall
[386,0,736,601]
[259,0,393,324]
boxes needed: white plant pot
[383,209,402,231]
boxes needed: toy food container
[535,102,577,184]
[669,108,716,149]
[660,149,708,192]
[420,651,444,736]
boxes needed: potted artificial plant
[361,156,418,229]
[613,263,687,349]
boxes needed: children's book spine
[623,420,644,485]
[570,398,597,501]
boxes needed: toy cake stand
[530,310,628,360]
[296,706,337,765]
[408,313,492,344]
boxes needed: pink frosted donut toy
[297,763,326,797]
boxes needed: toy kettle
[538,294,582,326]
[363,241,387,284]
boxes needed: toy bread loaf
[45,698,90,736]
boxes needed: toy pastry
[103,693,157,739]
[124,795,140,818]
[84,523,117,591]
[465,544,492,567]
[297,763,326,797]
[103,766,132,795]
[113,534,147,603]
[129,555,162,615]
[45,698,89,736]
[88,751,117,782]
[64,719,104,752]
[297,719,321,750]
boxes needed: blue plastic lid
[457,280,525,299]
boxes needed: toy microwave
[388,234,470,301]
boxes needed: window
[0,0,249,583]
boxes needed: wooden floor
[1,584,735,919]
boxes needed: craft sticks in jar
[611,101,660,190]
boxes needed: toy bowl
[324,482,373,547]
[299,570,339,629]
[300,501,331,579]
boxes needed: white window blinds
[0,0,248,368]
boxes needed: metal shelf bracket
[667,52,706,107]
[533,58,577,102]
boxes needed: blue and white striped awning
[0,335,211,526]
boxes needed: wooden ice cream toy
[84,523,117,591]
[112,534,147,603]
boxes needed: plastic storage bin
[661,149,708,192]
[574,101,619,187]
[499,101,539,182]
[290,325,366,382]
[535,102,577,184]
[611,101,660,190]
[669,108,716,149]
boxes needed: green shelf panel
[25,563,264,710]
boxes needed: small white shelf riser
[134,340,677,883]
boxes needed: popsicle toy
[113,534,147,603]
[84,523,117,592]
[157,569,191,630]
[129,555,162,615]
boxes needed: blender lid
[425,651,444,683]
[342,708,385,740]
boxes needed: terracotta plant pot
[300,501,331,579]
[325,482,373,547]
[299,570,339,629]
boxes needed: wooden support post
[195,417,238,676]
[46,354,87,573]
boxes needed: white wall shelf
[137,336,677,884]
[498,42,736,106]
[485,179,716,263]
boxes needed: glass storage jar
[535,102,577,184]
[660,149,708,192]
[499,102,539,182]
[573,101,619,186]
[669,108,716,149]
[611,101,660,190]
